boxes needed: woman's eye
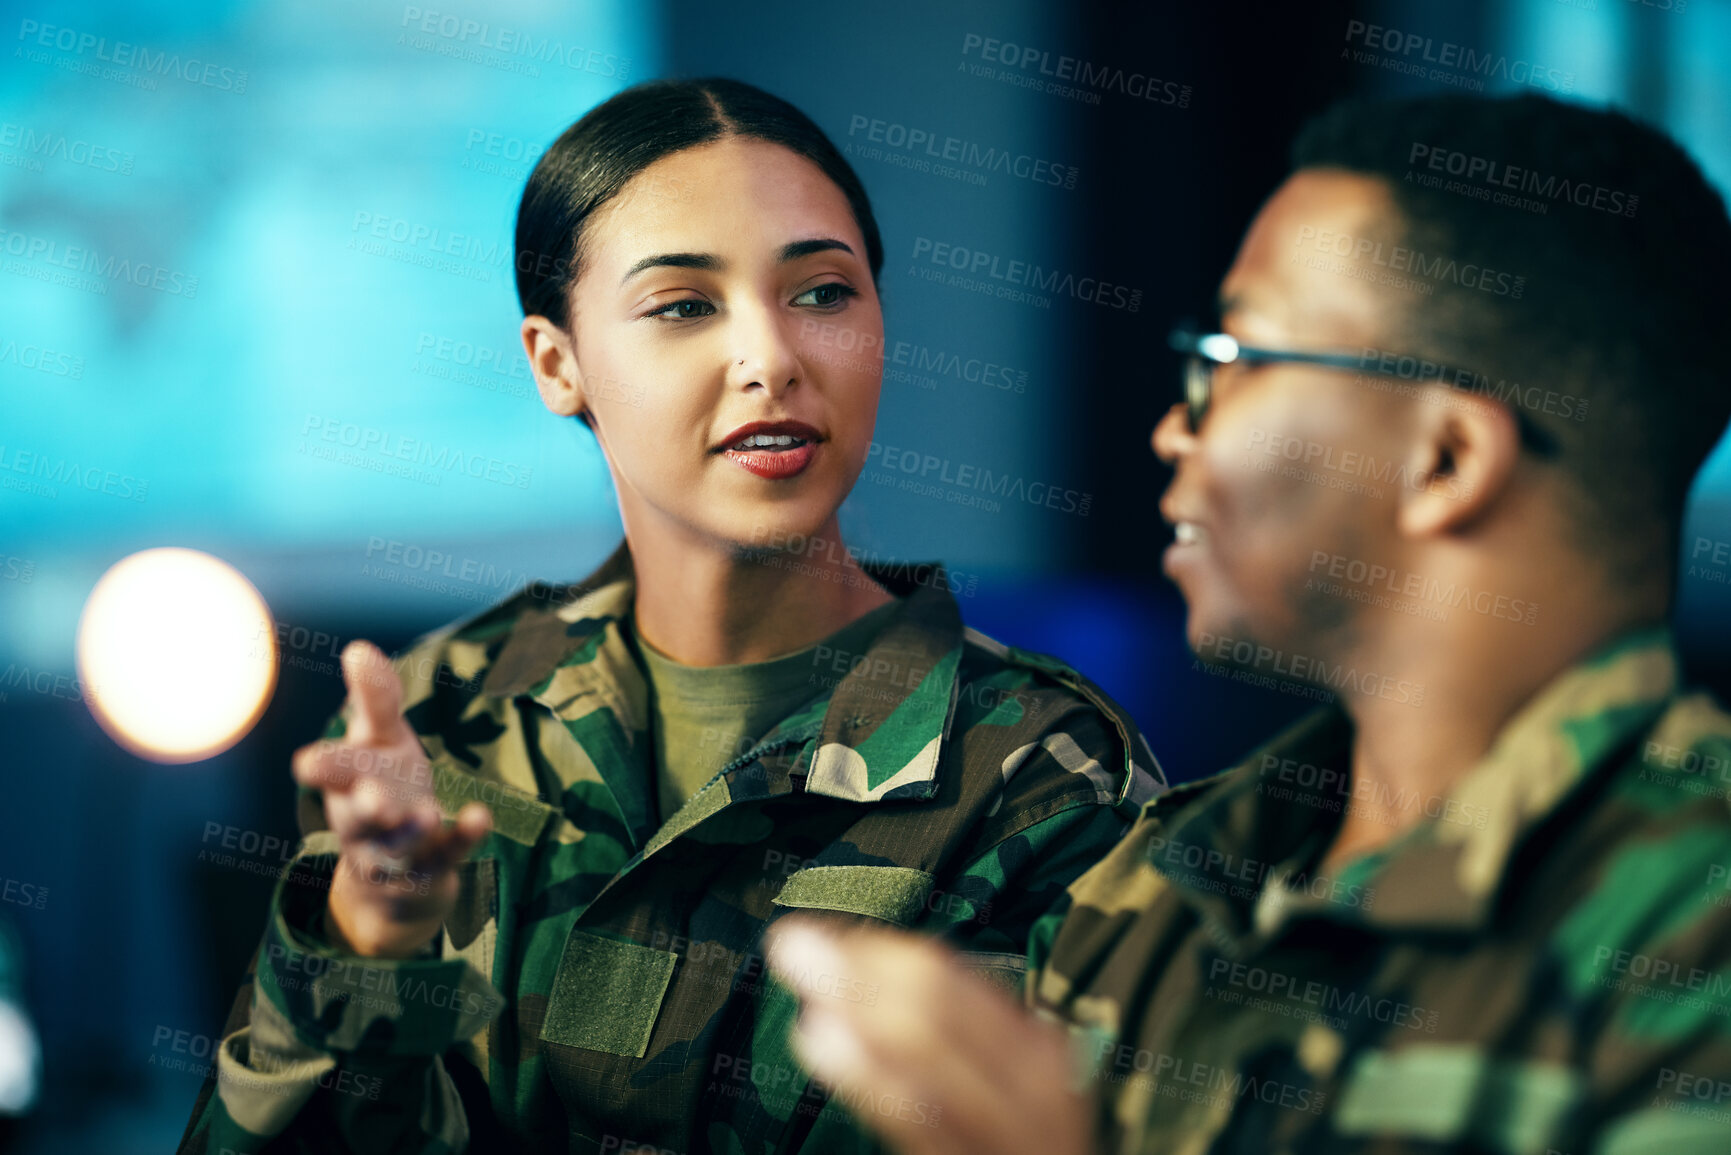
[793,282,856,308]
[649,298,715,320]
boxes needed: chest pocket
[1333,1045,1584,1154]
[538,931,678,1058]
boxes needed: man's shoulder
[1552,687,1731,943]
[1062,770,1235,897]
[1584,688,1731,851]
[1030,709,1347,1007]
[1626,689,1731,791]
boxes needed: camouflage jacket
[1030,626,1731,1155]
[178,542,1164,1155]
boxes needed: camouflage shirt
[1030,626,1731,1155]
[178,543,1164,1155]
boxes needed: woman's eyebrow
[779,237,854,263]
[618,239,856,286]
[620,251,721,286]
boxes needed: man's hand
[765,917,1094,1155]
[290,640,491,958]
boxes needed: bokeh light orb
[76,548,277,763]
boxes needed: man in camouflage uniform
[765,95,1731,1154]
[176,543,1163,1154]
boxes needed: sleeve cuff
[255,846,504,1058]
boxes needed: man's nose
[1151,403,1195,463]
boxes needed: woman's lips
[714,420,823,479]
[724,441,817,479]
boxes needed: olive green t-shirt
[633,598,903,823]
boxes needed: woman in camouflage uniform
[180,78,1162,1155]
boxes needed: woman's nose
[728,312,802,395]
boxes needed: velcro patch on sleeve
[1334,1045,1582,1153]
[538,932,677,1058]
[431,758,553,846]
[957,950,1028,997]
[772,865,935,927]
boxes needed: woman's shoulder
[953,623,1145,738]
[370,586,580,835]
[389,574,623,701]
[949,624,1167,820]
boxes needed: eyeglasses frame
[1167,328,1560,457]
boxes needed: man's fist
[290,640,491,958]
[766,919,1094,1155]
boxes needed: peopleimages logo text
[299,416,533,489]
[868,441,1092,516]
[1409,143,1638,217]
[1357,347,1589,423]
[960,33,1191,106]
[398,7,629,78]
[846,115,1078,189]
[1342,21,1573,92]
[0,226,198,297]
[16,20,248,91]
[910,237,1141,312]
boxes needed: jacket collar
[1150,626,1679,942]
[1354,625,1676,930]
[476,540,967,823]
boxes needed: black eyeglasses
[1167,328,1559,456]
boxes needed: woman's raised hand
[290,640,492,958]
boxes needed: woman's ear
[520,314,589,421]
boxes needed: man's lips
[1158,494,1209,582]
[1158,497,1208,547]
[1161,517,1208,581]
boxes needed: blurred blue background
[2,0,1729,1149]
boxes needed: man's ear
[520,314,589,422]
[1395,390,1522,539]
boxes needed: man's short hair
[1292,93,1731,588]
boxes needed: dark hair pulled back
[514,77,883,324]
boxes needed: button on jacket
[178,543,1165,1154]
